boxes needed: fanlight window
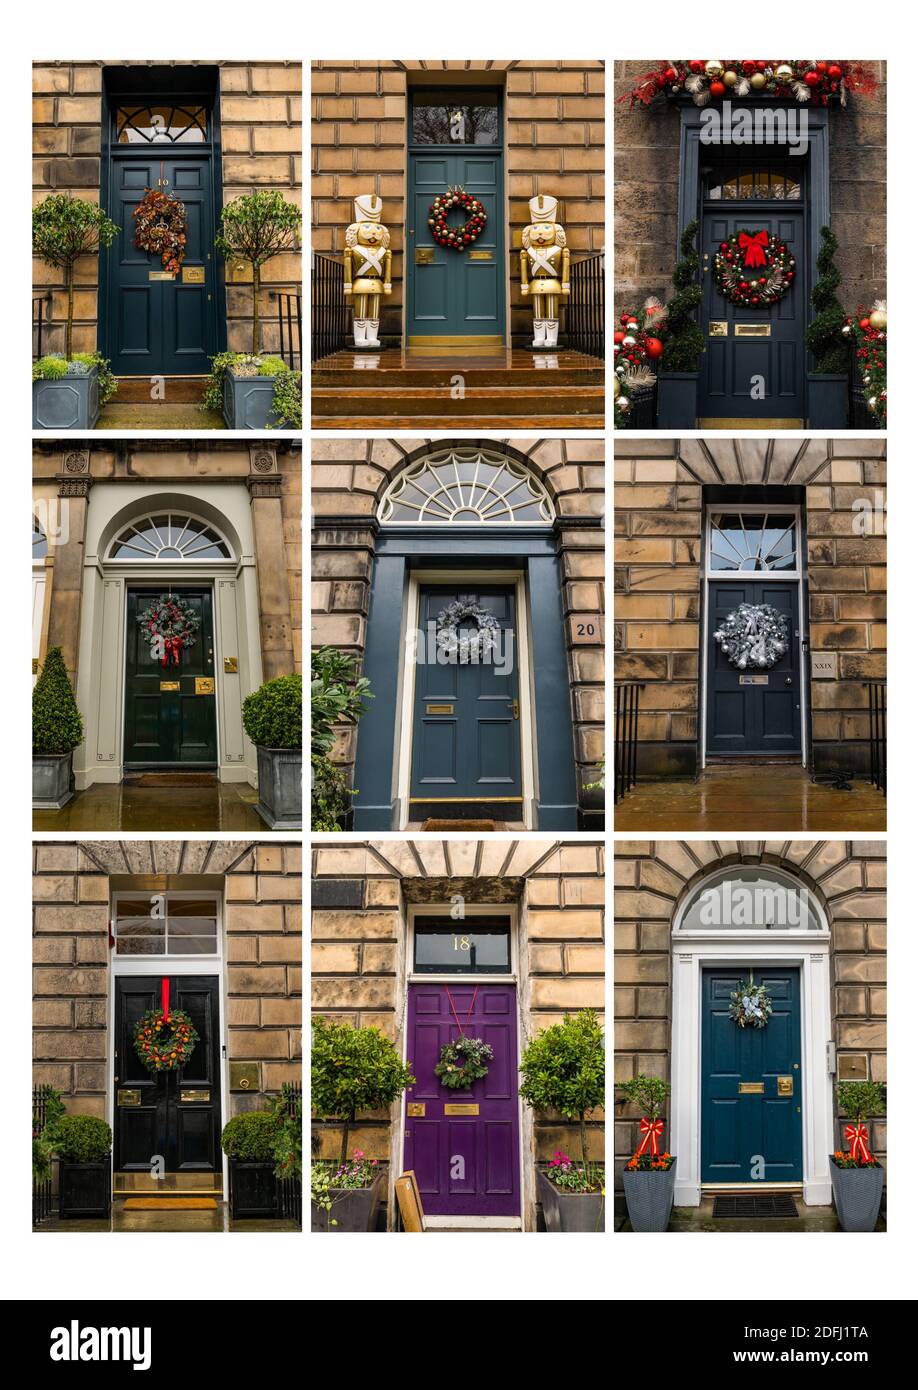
[115,104,207,144]
[678,867,823,933]
[709,512,797,572]
[378,449,554,524]
[113,894,219,957]
[705,165,801,201]
[411,90,499,145]
[33,520,48,560]
[108,512,232,561]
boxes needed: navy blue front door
[706,580,801,757]
[410,585,521,813]
[701,967,803,1184]
[105,154,218,376]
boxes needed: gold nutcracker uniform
[343,193,392,350]
[519,194,571,349]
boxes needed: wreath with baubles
[434,1036,494,1090]
[138,594,201,667]
[714,230,796,307]
[728,974,773,1030]
[436,600,501,663]
[133,1007,200,1072]
[713,603,788,670]
[133,187,188,275]
[428,186,487,252]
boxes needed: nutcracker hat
[354,193,383,223]
[528,194,559,223]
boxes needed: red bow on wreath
[738,230,769,268]
[635,1117,664,1157]
[162,636,184,667]
[844,1123,873,1164]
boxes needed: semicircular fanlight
[378,448,554,524]
[108,512,233,561]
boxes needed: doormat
[697,418,804,429]
[121,1198,219,1210]
[422,819,496,831]
[123,773,218,787]
[712,1194,798,1218]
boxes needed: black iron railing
[566,251,605,359]
[312,252,348,362]
[276,1081,302,1225]
[33,294,51,361]
[864,680,886,795]
[32,1084,54,1226]
[614,682,644,805]
[274,292,302,370]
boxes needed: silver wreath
[713,603,789,670]
[436,600,501,663]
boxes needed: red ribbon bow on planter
[635,1117,664,1157]
[738,230,769,268]
[844,1123,873,1163]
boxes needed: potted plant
[242,672,302,830]
[214,191,301,428]
[202,352,302,430]
[52,1114,111,1219]
[311,646,373,830]
[830,1080,885,1232]
[221,1111,280,1219]
[518,1009,605,1231]
[805,226,849,427]
[32,194,119,428]
[33,646,84,810]
[619,1075,676,1232]
[310,1016,415,1231]
[656,219,704,427]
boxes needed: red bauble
[751,296,759,304]
[709,81,726,98]
[663,67,676,82]
[860,318,870,330]
[804,71,820,87]
[742,61,756,76]
[756,61,767,72]
[828,63,842,79]
[689,60,704,73]
[816,62,827,74]
[644,337,664,360]
[613,330,625,344]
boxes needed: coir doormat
[422,819,496,831]
[712,1193,798,1218]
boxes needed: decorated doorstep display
[520,194,570,349]
[428,186,487,251]
[434,985,493,1090]
[343,194,392,350]
[728,973,773,1029]
[133,187,188,275]
[624,60,879,109]
[138,593,201,667]
[714,230,795,307]
[436,600,501,664]
[132,981,200,1074]
[614,297,667,427]
[713,603,788,670]
[844,300,887,426]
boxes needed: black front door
[123,587,217,768]
[706,580,802,757]
[114,976,222,1175]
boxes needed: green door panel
[123,588,217,767]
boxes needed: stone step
[114,376,208,404]
[113,1171,222,1195]
[312,412,605,430]
[313,363,603,387]
[312,384,604,419]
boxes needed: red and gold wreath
[133,188,188,274]
[714,229,796,307]
[427,185,487,252]
[138,593,201,667]
[132,1008,200,1073]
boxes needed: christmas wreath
[138,593,201,667]
[133,1008,200,1072]
[728,974,773,1030]
[434,1036,494,1090]
[436,600,501,663]
[713,603,789,670]
[133,188,188,274]
[714,230,796,307]
[427,186,487,252]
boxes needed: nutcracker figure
[519,194,570,349]
[343,193,392,349]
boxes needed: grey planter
[622,1163,676,1232]
[830,1159,884,1232]
[255,745,302,830]
[807,373,848,428]
[32,751,75,810]
[537,1167,604,1232]
[656,371,698,428]
[223,367,281,430]
[311,1170,385,1232]
[33,367,101,430]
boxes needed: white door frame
[394,569,537,829]
[700,502,807,768]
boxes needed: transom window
[411,90,499,145]
[677,868,823,933]
[113,893,220,956]
[33,520,48,560]
[115,104,208,144]
[108,512,232,562]
[378,449,554,525]
[705,165,801,201]
[413,916,511,973]
[708,511,798,573]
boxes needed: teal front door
[701,967,803,1184]
[407,88,505,344]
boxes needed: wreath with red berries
[138,593,201,667]
[427,185,487,252]
[714,229,796,307]
[133,1008,200,1073]
[133,187,188,275]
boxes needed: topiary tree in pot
[242,671,302,830]
[830,1080,885,1232]
[618,1074,675,1233]
[32,646,84,810]
[311,646,373,831]
[656,219,704,427]
[805,225,850,427]
[518,1009,605,1231]
[51,1114,112,1219]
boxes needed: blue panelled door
[701,967,803,1184]
[706,580,801,757]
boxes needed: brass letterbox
[735,323,771,337]
[117,1089,141,1107]
[160,681,180,692]
[180,1089,210,1103]
[738,1081,765,1095]
[148,271,175,281]
[468,249,493,261]
[426,704,454,715]
[415,247,435,265]
[443,1103,479,1116]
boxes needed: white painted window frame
[105,509,236,563]
[377,450,555,526]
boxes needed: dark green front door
[123,588,217,768]
[701,967,803,1184]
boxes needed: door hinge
[511,699,520,720]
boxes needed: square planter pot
[829,1159,884,1232]
[33,367,100,430]
[223,368,281,430]
[311,1170,385,1232]
[537,1167,605,1232]
[622,1164,676,1232]
[59,1160,110,1219]
[32,751,75,810]
[807,373,848,429]
[255,745,302,830]
[228,1159,278,1219]
[655,371,698,428]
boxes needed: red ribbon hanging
[161,635,183,667]
[161,977,170,1018]
[738,229,769,268]
[635,1116,665,1157]
[845,1122,873,1163]
[444,984,479,1038]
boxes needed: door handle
[511,699,519,720]
[785,676,793,685]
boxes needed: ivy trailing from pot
[728,973,773,1029]
[435,600,501,663]
[434,1036,494,1090]
[133,188,188,275]
[137,594,201,667]
[714,230,795,307]
[133,1007,200,1072]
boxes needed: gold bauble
[705,60,724,78]
[775,64,794,83]
[750,73,766,90]
[869,308,887,330]
[613,375,621,400]
[723,70,738,87]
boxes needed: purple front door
[404,982,521,1218]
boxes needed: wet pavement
[617,1195,885,1233]
[35,1202,300,1234]
[33,781,266,833]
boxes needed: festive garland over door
[728,974,773,1029]
[427,186,487,251]
[133,188,188,275]
[133,1007,200,1072]
[436,600,501,663]
[714,230,796,307]
[138,594,201,667]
